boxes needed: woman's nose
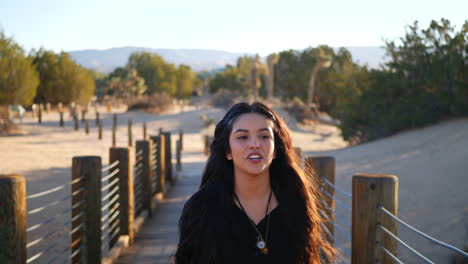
[249,138,260,149]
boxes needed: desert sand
[0,102,466,263]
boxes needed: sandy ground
[1,102,466,263]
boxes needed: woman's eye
[237,135,248,140]
[261,135,271,139]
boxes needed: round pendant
[257,240,266,249]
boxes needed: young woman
[175,102,335,263]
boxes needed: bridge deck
[116,168,201,264]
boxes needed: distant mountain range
[68,46,388,74]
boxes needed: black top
[229,204,295,263]
[176,185,297,264]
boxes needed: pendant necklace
[233,190,273,255]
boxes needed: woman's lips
[247,153,263,162]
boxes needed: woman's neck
[234,170,271,201]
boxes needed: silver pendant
[257,240,266,249]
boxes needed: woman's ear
[226,152,232,160]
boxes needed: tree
[307,46,332,107]
[32,50,95,104]
[32,49,59,103]
[266,53,279,99]
[106,67,147,99]
[0,31,39,105]
[127,52,177,96]
[209,65,245,94]
[176,64,193,99]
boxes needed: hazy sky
[1,0,466,55]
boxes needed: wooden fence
[0,128,184,264]
[303,154,467,264]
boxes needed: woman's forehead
[231,113,274,131]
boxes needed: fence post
[59,111,64,127]
[162,132,173,184]
[96,112,100,126]
[179,130,183,150]
[151,135,166,196]
[99,121,103,140]
[128,119,133,147]
[136,140,153,217]
[112,114,117,147]
[143,122,147,140]
[305,156,335,249]
[81,109,86,123]
[74,115,79,131]
[112,126,116,147]
[72,156,102,264]
[0,175,26,264]
[110,147,135,244]
[38,103,42,123]
[352,174,398,264]
[176,139,182,172]
[85,119,89,134]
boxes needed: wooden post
[110,147,135,244]
[74,115,79,131]
[85,119,89,134]
[136,140,153,216]
[72,156,102,264]
[112,126,116,147]
[98,121,103,140]
[352,174,398,264]
[305,156,335,249]
[128,119,133,147]
[0,175,26,264]
[46,102,51,113]
[38,103,42,123]
[163,132,173,184]
[59,111,64,127]
[152,135,165,195]
[143,123,147,140]
[81,109,86,123]
[176,140,182,171]
[96,112,100,126]
[112,114,117,146]
[179,130,183,150]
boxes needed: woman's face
[226,113,276,178]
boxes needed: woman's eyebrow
[233,129,249,133]
[233,128,271,133]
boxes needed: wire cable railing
[317,176,353,264]
[378,224,435,264]
[322,188,352,212]
[26,184,67,200]
[321,177,352,198]
[319,200,352,228]
[376,241,404,264]
[378,205,468,258]
[102,160,119,173]
[26,230,70,264]
[101,163,122,250]
[102,168,120,183]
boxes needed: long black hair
[175,102,336,263]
